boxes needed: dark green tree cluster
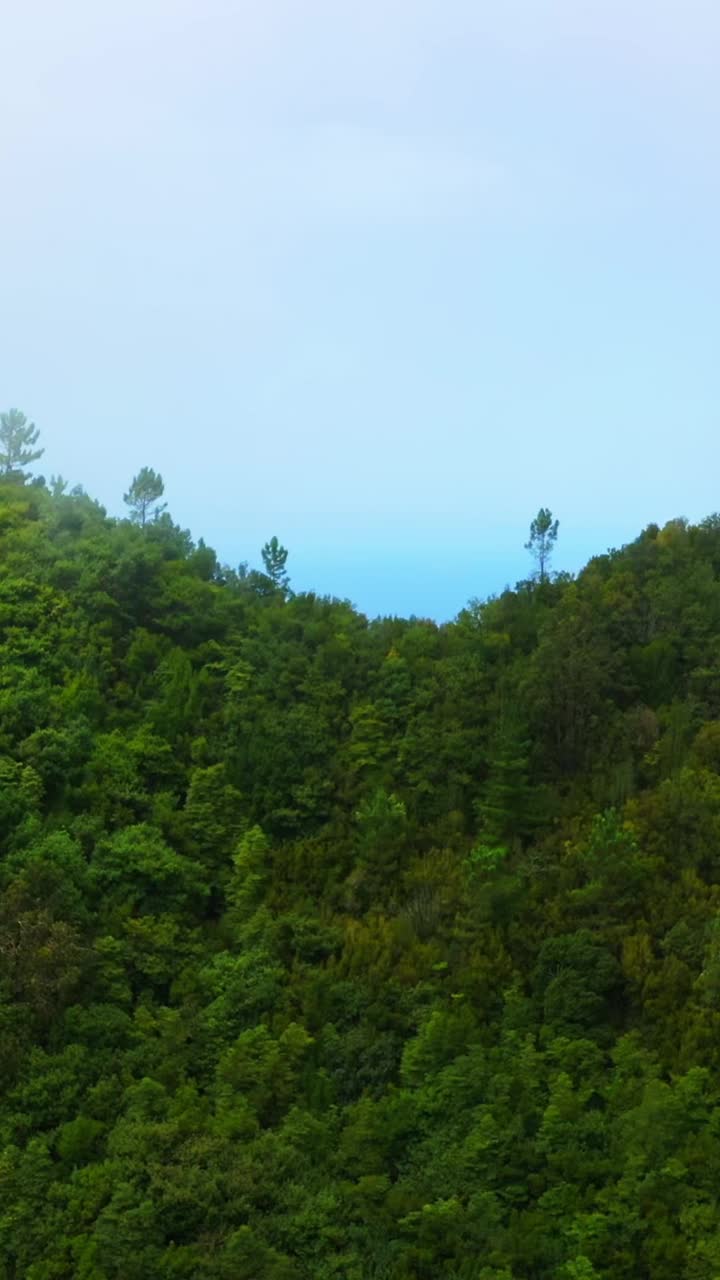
[2,416,720,1278]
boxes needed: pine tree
[525,507,559,582]
[0,409,44,479]
[261,536,290,590]
[476,714,540,850]
[124,467,167,526]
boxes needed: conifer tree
[0,408,44,479]
[261,536,290,590]
[525,507,559,582]
[124,466,167,526]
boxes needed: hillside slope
[2,482,720,1279]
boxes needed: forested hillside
[2,423,720,1278]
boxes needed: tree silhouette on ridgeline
[525,506,559,582]
[124,466,167,526]
[0,408,43,480]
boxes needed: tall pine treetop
[124,467,167,526]
[0,409,44,480]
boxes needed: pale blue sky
[2,0,718,617]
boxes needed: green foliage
[124,466,167,526]
[2,477,720,1276]
[525,506,559,582]
[0,407,44,478]
[261,535,290,591]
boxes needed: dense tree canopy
[0,426,719,1278]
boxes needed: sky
[1,0,719,619]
